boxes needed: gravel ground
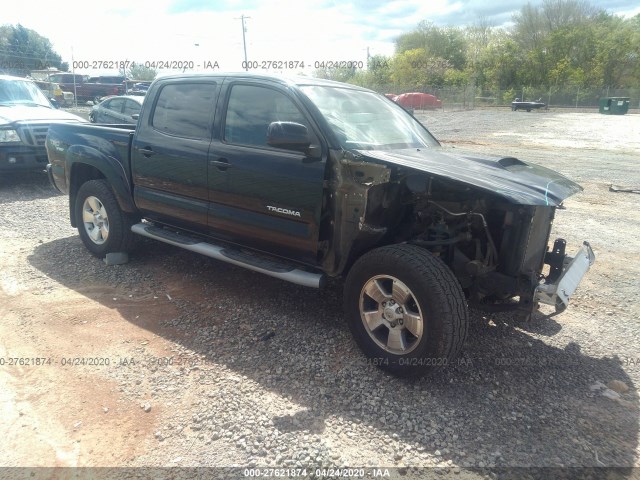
[1,109,639,479]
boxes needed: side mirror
[267,121,311,151]
[131,114,139,120]
[50,98,60,109]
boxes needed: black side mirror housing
[267,121,311,151]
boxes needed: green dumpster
[599,97,630,115]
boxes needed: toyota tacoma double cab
[46,73,594,376]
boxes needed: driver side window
[224,84,309,148]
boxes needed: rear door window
[152,83,218,139]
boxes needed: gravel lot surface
[1,109,639,479]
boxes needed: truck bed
[46,123,135,195]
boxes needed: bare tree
[541,0,599,31]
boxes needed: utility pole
[235,14,250,70]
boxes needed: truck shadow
[29,236,638,474]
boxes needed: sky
[3,0,640,77]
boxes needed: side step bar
[131,223,326,288]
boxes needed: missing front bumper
[535,241,595,312]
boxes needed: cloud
[3,0,636,75]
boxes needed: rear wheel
[344,244,468,376]
[75,180,138,257]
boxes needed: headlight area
[0,128,21,143]
[0,130,49,171]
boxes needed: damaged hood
[354,147,582,206]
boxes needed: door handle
[139,147,155,157]
[210,158,232,170]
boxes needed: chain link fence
[366,84,640,112]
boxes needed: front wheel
[344,244,468,376]
[75,180,138,257]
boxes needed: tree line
[2,0,638,95]
[0,24,67,75]
[0,24,157,81]
[315,0,640,99]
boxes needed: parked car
[88,75,128,85]
[90,95,143,124]
[47,73,88,99]
[48,73,126,104]
[384,93,397,100]
[0,74,85,172]
[32,79,74,107]
[512,97,546,112]
[124,82,151,97]
[46,73,594,376]
[394,92,442,110]
[48,73,88,85]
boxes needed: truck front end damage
[321,148,594,315]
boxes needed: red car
[394,92,442,110]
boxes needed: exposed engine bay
[321,149,594,315]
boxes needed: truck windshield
[0,79,52,108]
[300,85,439,150]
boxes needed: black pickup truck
[46,73,594,376]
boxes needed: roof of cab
[153,72,372,92]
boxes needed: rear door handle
[139,147,155,157]
[210,158,232,170]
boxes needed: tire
[344,244,468,376]
[75,180,138,257]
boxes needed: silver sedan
[89,95,143,124]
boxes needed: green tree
[511,0,604,87]
[0,24,66,76]
[390,48,450,89]
[314,1,640,99]
[313,66,357,83]
[593,13,640,87]
[366,54,392,86]
[127,63,157,81]
[463,18,494,90]
[396,21,467,70]
[481,33,525,89]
